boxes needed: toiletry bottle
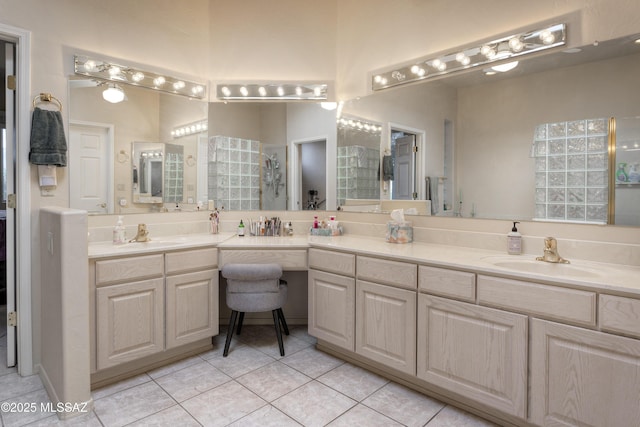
[616,163,628,183]
[313,216,319,229]
[507,221,522,255]
[113,216,126,245]
[238,220,245,236]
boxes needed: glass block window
[533,118,609,223]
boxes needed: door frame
[69,120,115,214]
[389,123,426,201]
[0,23,32,375]
[289,136,328,211]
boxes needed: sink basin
[482,256,600,279]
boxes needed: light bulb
[240,86,248,96]
[131,72,144,82]
[108,66,121,77]
[102,84,125,103]
[153,76,166,86]
[296,87,303,96]
[277,86,285,96]
[221,86,231,97]
[258,86,267,96]
[173,81,185,90]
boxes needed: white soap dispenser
[113,216,126,245]
[507,221,522,255]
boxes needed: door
[69,122,113,213]
[392,133,415,200]
[3,40,16,368]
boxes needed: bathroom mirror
[339,33,640,226]
[69,77,207,214]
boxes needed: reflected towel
[29,107,67,166]
[430,176,439,215]
[382,155,394,181]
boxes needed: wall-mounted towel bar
[33,92,63,111]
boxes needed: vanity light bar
[216,83,328,100]
[171,119,209,138]
[371,23,566,91]
[337,117,382,134]
[74,55,207,100]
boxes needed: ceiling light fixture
[216,83,329,101]
[371,23,566,91]
[171,119,208,138]
[74,55,207,100]
[102,84,125,103]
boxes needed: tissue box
[386,221,413,243]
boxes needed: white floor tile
[272,381,356,427]
[362,382,445,427]
[202,344,275,378]
[181,380,266,427]
[0,373,43,402]
[236,361,310,402]
[281,346,344,378]
[127,405,201,427]
[93,381,175,427]
[91,373,152,401]
[427,405,499,427]
[227,404,301,427]
[317,363,388,401]
[327,403,403,426]
[154,361,231,402]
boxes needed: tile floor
[0,324,497,426]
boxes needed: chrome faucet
[536,237,569,264]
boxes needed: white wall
[335,0,640,99]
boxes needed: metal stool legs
[223,309,290,357]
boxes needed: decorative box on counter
[309,227,343,236]
[386,221,413,243]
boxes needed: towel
[29,107,67,166]
[430,176,439,215]
[382,155,394,181]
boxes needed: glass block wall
[533,118,609,223]
[163,146,184,203]
[208,136,261,210]
[337,145,380,206]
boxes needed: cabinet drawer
[309,248,355,277]
[419,265,475,302]
[96,254,164,286]
[600,294,640,338]
[357,256,417,290]
[219,249,307,270]
[166,247,218,275]
[477,275,596,327]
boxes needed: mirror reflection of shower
[307,189,325,210]
[261,145,287,210]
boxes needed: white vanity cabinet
[91,247,219,373]
[417,294,528,418]
[165,248,219,349]
[355,256,417,375]
[308,248,356,351]
[530,318,640,427]
[94,254,165,370]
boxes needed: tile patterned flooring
[0,325,497,426]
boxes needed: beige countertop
[88,232,640,296]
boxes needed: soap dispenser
[113,216,126,245]
[507,222,522,255]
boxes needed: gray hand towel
[382,155,394,181]
[29,107,67,166]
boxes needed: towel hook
[33,92,63,111]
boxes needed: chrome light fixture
[217,83,328,100]
[372,23,566,91]
[74,55,207,100]
[102,84,125,103]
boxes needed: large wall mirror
[339,33,640,226]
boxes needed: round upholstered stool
[221,263,289,357]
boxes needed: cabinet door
[417,295,527,418]
[308,269,355,351]
[530,319,640,427]
[166,269,219,349]
[96,278,164,370]
[356,280,416,375]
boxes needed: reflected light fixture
[102,84,125,103]
[337,116,382,135]
[171,119,208,138]
[372,23,566,91]
[217,83,329,100]
[74,54,207,100]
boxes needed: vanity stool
[221,263,289,357]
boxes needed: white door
[69,123,113,213]
[4,41,16,367]
[393,134,415,200]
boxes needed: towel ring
[185,155,196,167]
[33,93,63,111]
[117,150,130,163]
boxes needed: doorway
[1,38,15,370]
[391,130,417,200]
[291,138,327,210]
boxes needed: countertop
[88,232,640,296]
